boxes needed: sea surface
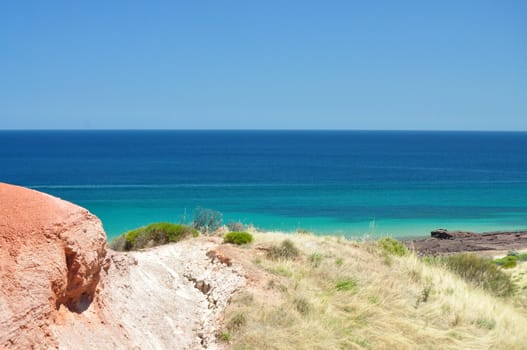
[1,130,527,240]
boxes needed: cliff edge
[0,183,245,349]
[0,182,108,348]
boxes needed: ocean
[1,130,527,240]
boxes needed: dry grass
[222,233,527,350]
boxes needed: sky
[1,1,526,130]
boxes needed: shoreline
[219,227,527,256]
[103,219,527,241]
[405,228,527,256]
[107,224,527,257]
[104,217,527,242]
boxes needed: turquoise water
[1,130,527,240]
[41,183,527,240]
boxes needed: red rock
[0,183,245,349]
[206,249,233,266]
[0,183,108,349]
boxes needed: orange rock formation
[0,183,245,349]
[0,183,108,348]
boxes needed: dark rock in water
[431,229,478,240]
[431,229,452,239]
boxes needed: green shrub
[494,255,518,269]
[110,222,198,251]
[504,250,526,259]
[504,250,527,262]
[224,231,253,245]
[494,250,527,269]
[378,237,408,256]
[443,253,515,297]
[493,251,527,267]
[266,239,300,260]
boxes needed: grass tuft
[335,278,357,292]
[475,318,496,330]
[227,312,247,332]
[266,239,300,260]
[308,253,323,267]
[442,253,515,297]
[219,332,232,342]
[293,297,311,315]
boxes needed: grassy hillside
[220,233,527,350]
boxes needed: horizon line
[1,128,527,133]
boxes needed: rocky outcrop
[407,228,527,256]
[0,183,245,349]
[430,229,478,240]
[90,240,245,350]
[0,183,108,348]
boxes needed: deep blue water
[1,130,527,239]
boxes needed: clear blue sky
[1,1,526,130]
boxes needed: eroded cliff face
[0,183,245,349]
[0,183,108,348]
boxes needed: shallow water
[2,130,526,239]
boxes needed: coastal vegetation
[192,207,223,234]
[227,221,248,232]
[442,253,515,297]
[109,222,198,251]
[221,233,527,350]
[110,206,228,250]
[493,250,527,269]
[377,236,409,257]
[106,219,527,349]
[266,239,300,260]
[224,232,254,245]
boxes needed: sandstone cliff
[0,183,245,349]
[0,183,108,348]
